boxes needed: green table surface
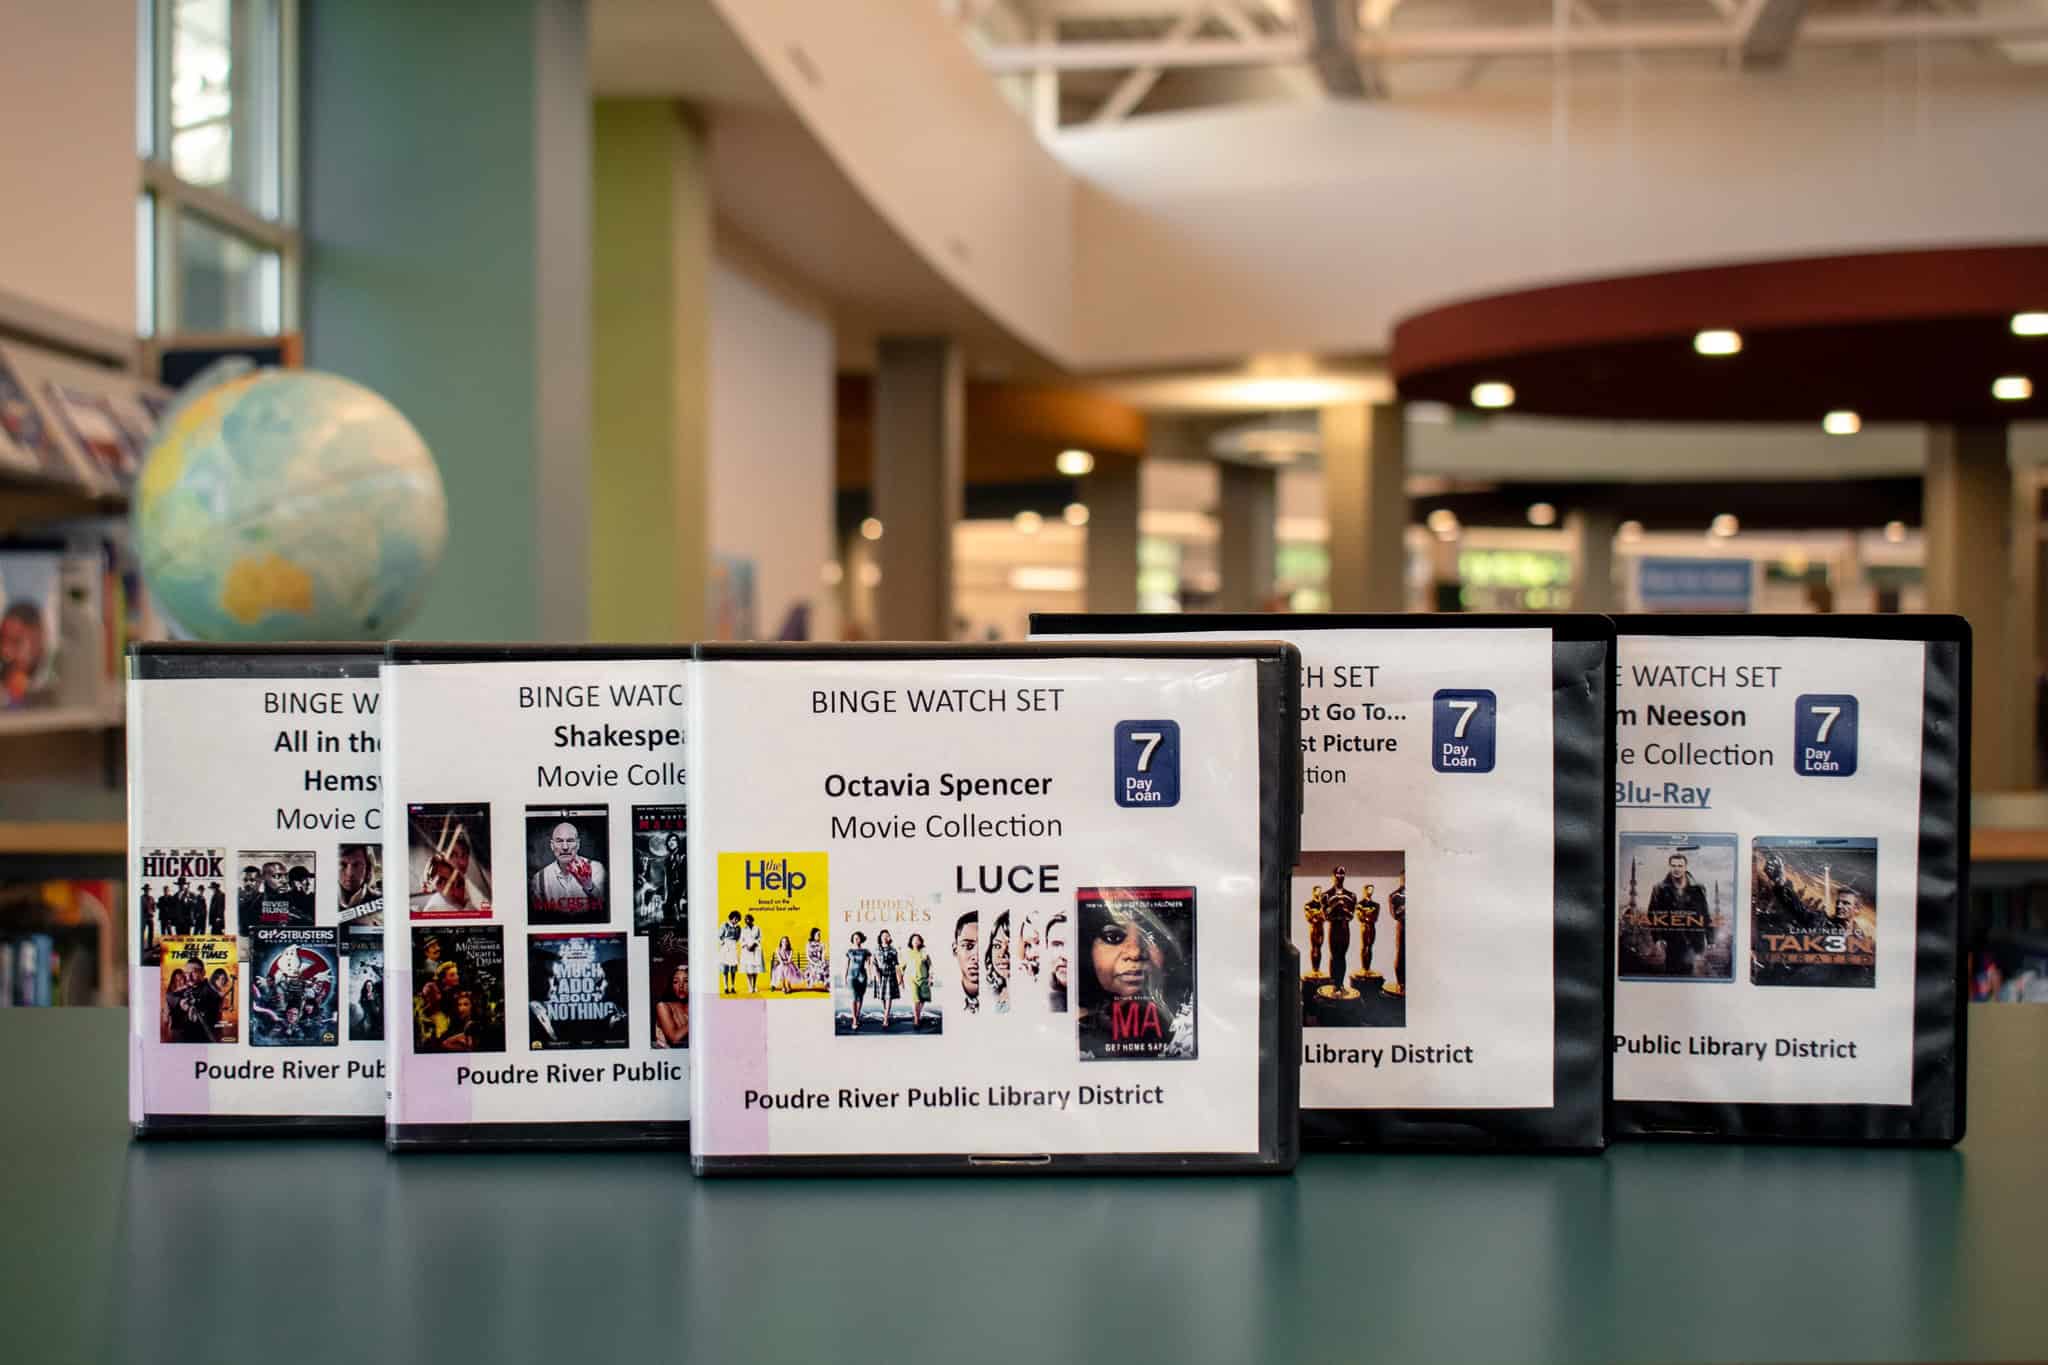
[4,1007,2042,1365]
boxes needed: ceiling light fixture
[1013,510,1044,535]
[1527,502,1558,527]
[1883,521,1908,544]
[1694,329,1743,356]
[1618,520,1644,542]
[1710,513,1739,538]
[1471,381,1515,410]
[1063,502,1090,527]
[1993,376,2033,402]
[1425,508,1458,535]
[1055,448,1094,477]
[2013,313,2048,338]
[859,516,883,540]
[1823,410,1861,436]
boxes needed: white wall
[707,0,1075,364]
[1066,61,2048,366]
[0,0,137,338]
[708,254,838,640]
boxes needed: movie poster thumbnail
[1076,886,1197,1061]
[527,931,630,1050]
[412,926,505,1053]
[525,805,611,925]
[714,853,828,1000]
[1295,851,1406,1029]
[407,803,493,920]
[239,850,316,927]
[249,927,340,1047]
[632,804,687,934]
[138,847,226,967]
[344,924,384,1042]
[1617,832,1736,981]
[0,350,63,478]
[834,924,941,1036]
[337,842,384,928]
[649,928,688,1050]
[1751,836,1878,988]
[159,935,238,1044]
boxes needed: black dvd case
[1608,614,1968,1145]
[381,643,693,1152]
[687,640,1302,1176]
[1034,613,1615,1153]
[129,643,385,1139]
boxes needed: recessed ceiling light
[1618,519,1644,542]
[859,516,883,540]
[1055,448,1094,477]
[1710,513,1739,538]
[1527,502,1558,527]
[1883,520,1907,544]
[1993,375,2033,402]
[1823,410,1861,436]
[1694,329,1742,356]
[1425,508,1458,534]
[2013,313,2048,337]
[1471,381,1515,410]
[1063,502,1090,527]
[1013,510,1044,535]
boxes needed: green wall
[590,100,708,643]
[301,0,589,642]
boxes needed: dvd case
[1609,615,1968,1144]
[1035,614,1614,1152]
[380,644,691,1150]
[687,641,1302,1175]
[128,644,385,1137]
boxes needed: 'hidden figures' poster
[1617,832,1737,981]
[527,932,630,1049]
[1751,837,1877,988]
[1075,886,1196,1061]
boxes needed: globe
[133,369,447,642]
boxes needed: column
[1083,457,1141,613]
[588,100,710,641]
[1924,423,2031,790]
[1322,403,1407,612]
[1216,463,1277,612]
[872,337,964,641]
[1567,509,1618,613]
[303,0,590,641]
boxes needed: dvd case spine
[687,641,1301,1176]
[127,644,385,1138]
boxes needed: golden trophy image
[1297,851,1407,1028]
[1383,879,1406,998]
[1304,885,1329,983]
[1317,865,1363,1002]
[1348,882,1383,992]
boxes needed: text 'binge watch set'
[125,615,1968,1166]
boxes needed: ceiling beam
[1093,5,1211,124]
[978,9,2048,70]
[1302,0,1379,97]
[1737,0,1809,66]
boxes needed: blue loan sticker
[1432,689,1497,773]
[1794,694,1858,777]
[1114,719,1181,807]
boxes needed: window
[138,0,297,339]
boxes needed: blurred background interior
[1,0,2045,1006]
